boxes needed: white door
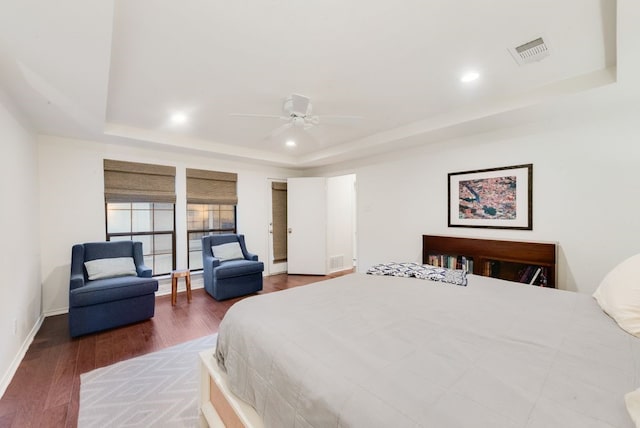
[287,177,327,274]
[267,179,287,274]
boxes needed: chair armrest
[70,273,85,290]
[204,255,221,269]
[237,234,258,261]
[137,265,153,278]
[70,244,86,290]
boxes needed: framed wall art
[448,164,532,230]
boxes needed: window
[187,204,237,270]
[186,168,238,271]
[106,203,176,275]
[103,159,176,276]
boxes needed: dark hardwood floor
[0,271,353,428]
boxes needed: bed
[200,264,640,427]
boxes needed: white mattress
[215,273,640,427]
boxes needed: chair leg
[171,276,177,306]
[186,273,192,303]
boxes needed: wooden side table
[171,269,192,306]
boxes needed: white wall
[327,174,356,272]
[38,135,300,314]
[0,98,42,396]
[311,103,640,294]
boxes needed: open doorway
[267,179,288,275]
[326,174,357,273]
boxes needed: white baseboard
[0,313,45,399]
[44,307,69,317]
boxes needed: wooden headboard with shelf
[422,235,557,287]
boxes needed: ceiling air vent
[509,37,549,65]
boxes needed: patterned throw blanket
[366,261,467,286]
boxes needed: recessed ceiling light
[460,71,480,83]
[285,140,296,148]
[170,112,188,124]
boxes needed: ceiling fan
[230,94,363,142]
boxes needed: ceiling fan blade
[229,113,284,119]
[317,115,364,120]
[305,115,320,126]
[315,115,365,126]
[294,127,321,146]
[290,94,310,116]
[269,122,293,139]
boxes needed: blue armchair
[69,241,159,337]
[202,234,264,301]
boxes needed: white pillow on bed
[593,253,640,337]
[626,388,640,428]
[84,257,137,280]
[212,242,244,261]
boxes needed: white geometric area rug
[79,334,217,428]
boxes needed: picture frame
[448,164,532,230]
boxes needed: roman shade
[104,159,176,203]
[271,181,287,263]
[186,168,238,205]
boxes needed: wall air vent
[509,37,549,66]
[329,255,344,271]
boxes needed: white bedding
[215,273,640,427]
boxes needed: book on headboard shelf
[426,254,474,272]
[422,235,557,288]
[516,265,547,286]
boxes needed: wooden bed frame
[198,349,262,427]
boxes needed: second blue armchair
[202,234,264,300]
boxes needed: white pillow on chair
[84,257,137,280]
[212,242,245,262]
